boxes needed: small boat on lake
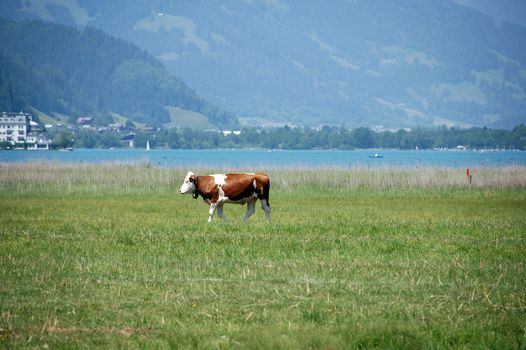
[369,153,383,158]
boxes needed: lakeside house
[0,112,51,149]
[120,133,135,148]
[26,133,51,150]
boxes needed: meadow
[1,163,525,349]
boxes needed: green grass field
[1,164,525,348]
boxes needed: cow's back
[219,173,270,202]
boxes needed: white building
[0,112,30,146]
[222,130,242,136]
[26,133,51,150]
[0,112,50,149]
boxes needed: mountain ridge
[2,0,526,129]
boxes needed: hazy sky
[452,0,526,27]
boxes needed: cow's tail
[263,178,271,208]
[257,174,271,208]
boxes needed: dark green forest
[0,18,237,128]
[57,124,526,150]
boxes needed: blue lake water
[1,149,525,168]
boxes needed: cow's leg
[260,199,271,222]
[208,202,218,223]
[243,199,257,221]
[217,203,228,222]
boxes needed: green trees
[511,125,526,150]
[76,129,98,148]
[99,131,121,149]
[351,127,376,148]
[52,130,75,149]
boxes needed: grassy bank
[1,164,525,348]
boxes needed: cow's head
[179,171,197,195]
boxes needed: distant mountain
[451,0,526,27]
[2,0,526,129]
[0,17,237,128]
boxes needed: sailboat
[146,140,150,151]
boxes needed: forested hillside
[0,18,237,128]
[5,0,525,128]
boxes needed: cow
[179,171,271,223]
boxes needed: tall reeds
[0,161,180,194]
[1,162,525,193]
[271,166,526,190]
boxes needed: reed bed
[272,166,526,190]
[1,161,525,193]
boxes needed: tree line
[61,124,526,150]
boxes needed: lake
[1,149,525,168]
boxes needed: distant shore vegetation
[7,124,523,151]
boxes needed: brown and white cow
[179,171,271,222]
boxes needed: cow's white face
[179,171,196,194]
